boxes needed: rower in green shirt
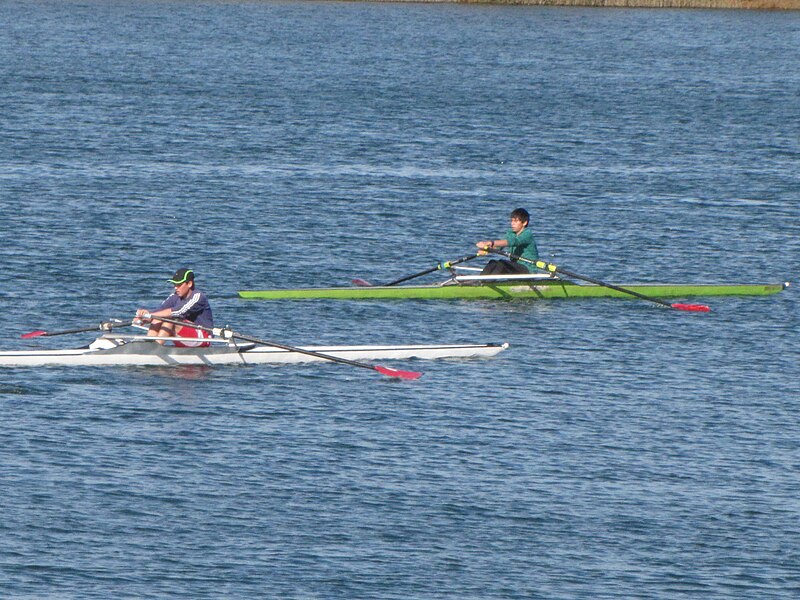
[476,208,539,275]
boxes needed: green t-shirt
[505,228,539,271]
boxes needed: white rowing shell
[0,336,509,367]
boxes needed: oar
[146,315,423,380]
[490,249,711,312]
[21,318,135,339]
[353,253,482,287]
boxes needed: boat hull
[238,282,788,301]
[0,340,508,368]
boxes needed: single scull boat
[239,273,789,301]
[0,334,508,368]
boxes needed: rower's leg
[481,259,528,275]
[147,319,176,344]
[480,260,502,275]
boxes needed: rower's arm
[476,239,509,250]
[136,307,174,320]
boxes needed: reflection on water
[140,365,215,382]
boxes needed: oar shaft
[490,249,709,311]
[384,265,440,287]
[383,253,481,286]
[43,326,102,337]
[21,319,134,338]
[532,260,673,308]
[225,330,390,372]
[148,315,422,378]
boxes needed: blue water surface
[1,1,799,598]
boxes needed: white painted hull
[0,337,509,367]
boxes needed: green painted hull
[238,282,788,301]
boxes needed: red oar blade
[374,365,423,380]
[351,278,373,287]
[671,303,711,312]
[21,330,47,339]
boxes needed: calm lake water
[1,1,799,598]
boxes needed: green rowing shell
[238,282,788,301]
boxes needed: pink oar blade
[671,303,711,312]
[374,365,423,380]
[21,330,47,339]
[351,278,373,287]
